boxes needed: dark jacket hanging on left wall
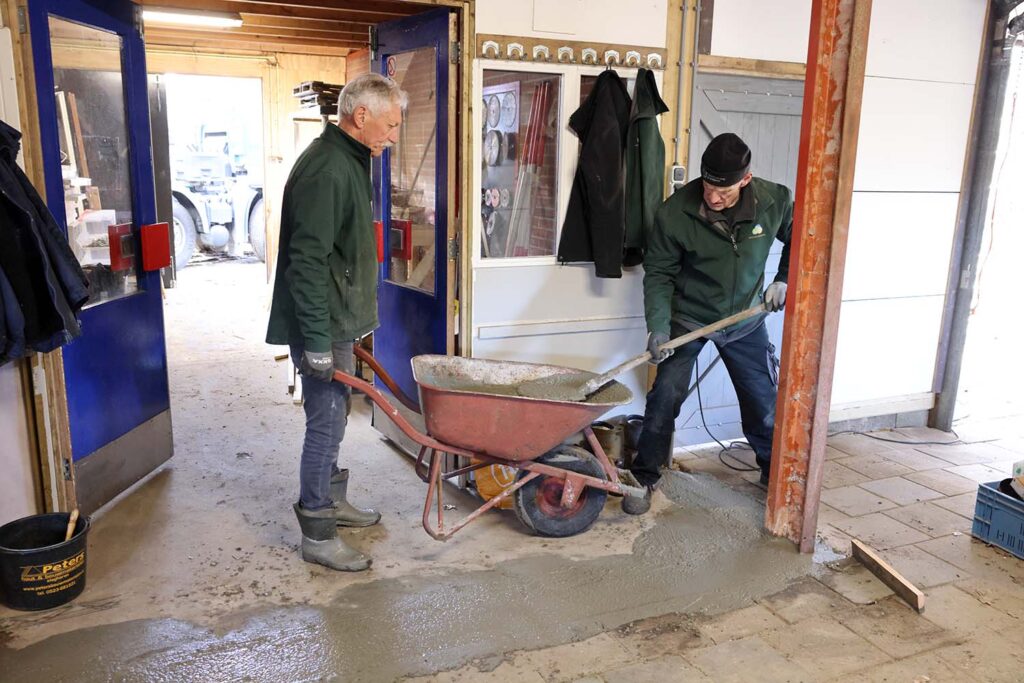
[557,69,632,278]
[0,119,89,366]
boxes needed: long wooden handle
[64,509,79,542]
[581,304,767,397]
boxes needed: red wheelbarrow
[337,350,645,540]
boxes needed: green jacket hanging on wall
[624,68,669,266]
[266,124,378,353]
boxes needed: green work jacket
[624,68,669,264]
[266,124,378,353]
[644,177,793,336]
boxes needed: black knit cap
[701,133,751,187]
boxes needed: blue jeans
[631,321,779,487]
[290,341,355,510]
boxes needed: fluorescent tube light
[142,9,243,29]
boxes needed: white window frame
[471,60,651,269]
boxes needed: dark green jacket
[644,177,793,336]
[266,125,377,353]
[624,68,669,263]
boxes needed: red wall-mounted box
[140,222,171,271]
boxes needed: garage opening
[161,73,265,268]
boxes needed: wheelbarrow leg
[414,445,431,482]
[583,427,621,484]
[422,449,446,539]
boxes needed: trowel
[518,304,768,402]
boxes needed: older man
[623,133,793,514]
[267,74,407,571]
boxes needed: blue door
[373,8,457,401]
[29,0,171,512]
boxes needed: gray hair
[337,73,408,118]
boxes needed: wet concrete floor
[0,260,815,681]
[1,471,812,681]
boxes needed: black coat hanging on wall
[0,119,89,366]
[557,69,632,278]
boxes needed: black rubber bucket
[0,513,89,611]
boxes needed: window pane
[49,16,137,306]
[387,48,437,294]
[481,71,561,258]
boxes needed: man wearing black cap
[622,132,793,514]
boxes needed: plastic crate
[972,481,1024,560]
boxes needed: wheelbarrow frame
[333,360,645,540]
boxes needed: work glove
[300,349,335,382]
[647,332,673,365]
[764,281,788,312]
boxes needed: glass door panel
[48,16,137,305]
[386,47,438,294]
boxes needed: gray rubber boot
[618,483,651,516]
[293,503,372,572]
[330,469,382,527]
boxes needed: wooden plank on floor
[852,538,926,612]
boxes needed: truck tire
[248,197,266,262]
[172,197,197,269]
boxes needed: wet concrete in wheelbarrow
[0,471,815,682]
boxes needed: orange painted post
[765,0,872,552]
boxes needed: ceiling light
[142,8,243,29]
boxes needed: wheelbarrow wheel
[513,446,608,538]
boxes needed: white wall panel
[472,264,645,325]
[865,0,986,83]
[0,24,36,524]
[843,192,959,301]
[0,365,36,524]
[854,77,974,193]
[709,0,812,64]
[475,0,668,48]
[831,297,945,406]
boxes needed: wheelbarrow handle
[352,345,421,414]
[582,304,768,397]
[331,368,475,460]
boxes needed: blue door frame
[373,8,453,402]
[28,0,170,464]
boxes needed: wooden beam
[698,54,806,81]
[145,31,353,55]
[225,0,426,13]
[150,23,367,43]
[239,14,371,34]
[137,0,409,24]
[764,0,871,551]
[138,0,414,19]
[852,540,926,612]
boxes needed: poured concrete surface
[6,260,1022,681]
[0,260,812,681]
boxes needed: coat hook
[481,40,499,59]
